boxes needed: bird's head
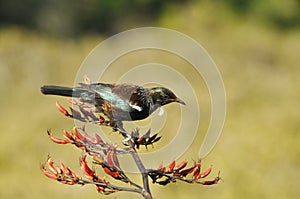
[149,87,186,106]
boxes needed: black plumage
[41,83,185,129]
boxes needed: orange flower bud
[168,160,176,172]
[103,167,119,178]
[56,101,70,116]
[63,130,73,142]
[175,160,187,171]
[199,165,212,178]
[47,130,67,144]
[192,166,200,180]
[80,155,95,180]
[73,127,85,142]
[46,156,58,175]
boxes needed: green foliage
[0,0,182,36]
[0,0,300,37]
[224,0,300,29]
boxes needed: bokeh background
[0,0,299,198]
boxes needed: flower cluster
[149,160,220,185]
[41,101,221,199]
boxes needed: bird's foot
[112,122,134,145]
[121,134,133,146]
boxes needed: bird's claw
[122,135,133,145]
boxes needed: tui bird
[41,83,185,130]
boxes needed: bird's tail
[40,85,84,98]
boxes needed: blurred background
[0,0,299,198]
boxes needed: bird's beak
[175,97,186,105]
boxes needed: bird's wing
[112,84,146,112]
[80,83,138,112]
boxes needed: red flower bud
[47,130,67,144]
[56,101,70,116]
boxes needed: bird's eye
[164,95,170,100]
